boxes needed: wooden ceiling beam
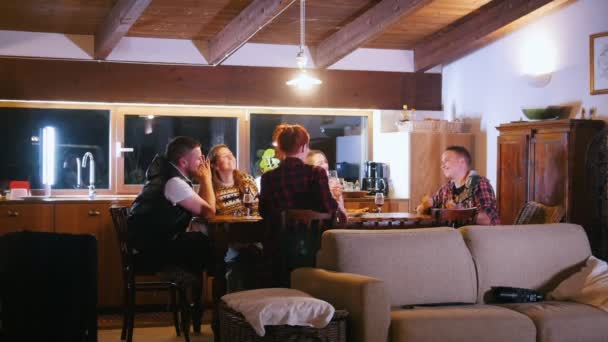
[413,0,567,72]
[313,0,433,69]
[94,0,152,60]
[205,0,296,65]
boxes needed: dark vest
[128,154,193,250]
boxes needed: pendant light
[286,0,322,90]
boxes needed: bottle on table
[242,186,254,217]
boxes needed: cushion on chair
[460,224,591,303]
[500,301,608,342]
[317,228,477,306]
[390,304,536,342]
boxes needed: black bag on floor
[0,231,97,342]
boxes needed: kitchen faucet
[76,157,81,189]
[82,152,96,199]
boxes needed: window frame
[1,101,373,195]
[114,106,247,194]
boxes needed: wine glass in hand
[374,192,385,213]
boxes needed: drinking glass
[374,192,385,213]
[242,192,254,217]
[327,170,339,188]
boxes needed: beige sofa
[291,224,608,342]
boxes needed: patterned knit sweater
[213,170,259,216]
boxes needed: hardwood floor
[98,325,214,341]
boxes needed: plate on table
[346,207,369,217]
[342,191,369,198]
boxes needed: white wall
[442,0,608,187]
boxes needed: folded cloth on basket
[221,288,335,336]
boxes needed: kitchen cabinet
[0,203,53,234]
[497,119,605,225]
[0,199,137,308]
[54,203,125,307]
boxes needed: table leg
[209,223,228,342]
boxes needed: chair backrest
[280,209,335,245]
[276,209,335,286]
[109,206,133,280]
[431,207,478,227]
[514,201,565,224]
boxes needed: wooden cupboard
[497,119,605,225]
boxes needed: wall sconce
[526,73,552,88]
[519,29,557,88]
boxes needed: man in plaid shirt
[416,146,500,225]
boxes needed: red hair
[272,124,310,158]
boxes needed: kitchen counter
[0,195,137,203]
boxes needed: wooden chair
[514,202,565,224]
[109,206,196,342]
[431,207,478,228]
[275,209,335,286]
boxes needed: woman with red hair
[259,123,345,221]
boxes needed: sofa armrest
[292,267,390,342]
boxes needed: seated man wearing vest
[416,145,500,225]
[128,136,216,274]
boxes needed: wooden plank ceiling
[0,0,567,71]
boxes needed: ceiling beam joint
[313,0,433,69]
[95,0,152,60]
[205,0,296,66]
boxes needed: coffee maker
[362,161,389,195]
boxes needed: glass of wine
[328,170,339,186]
[374,192,385,213]
[242,191,254,217]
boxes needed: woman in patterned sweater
[208,144,260,292]
[208,144,259,216]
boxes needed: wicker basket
[219,300,348,342]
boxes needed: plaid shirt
[432,170,500,225]
[259,157,338,218]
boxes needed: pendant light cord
[299,0,305,55]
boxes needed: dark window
[0,107,110,190]
[123,115,238,184]
[249,114,367,181]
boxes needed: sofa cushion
[460,224,591,303]
[390,304,535,342]
[501,301,608,342]
[317,228,477,306]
